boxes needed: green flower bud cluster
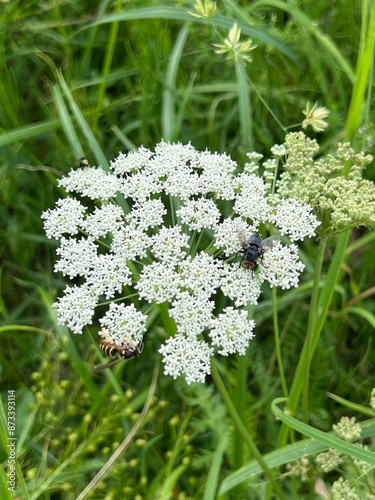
[276,132,374,234]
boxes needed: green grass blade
[340,306,375,330]
[15,459,30,500]
[0,120,60,147]
[203,433,229,500]
[80,0,113,76]
[212,360,286,499]
[0,467,13,500]
[57,73,109,170]
[346,228,375,254]
[52,84,85,160]
[0,394,9,462]
[13,387,37,452]
[0,395,19,499]
[235,62,253,150]
[344,0,375,142]
[162,26,189,141]
[55,325,105,405]
[327,392,375,418]
[92,2,121,130]
[110,123,138,151]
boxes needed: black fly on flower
[237,230,280,271]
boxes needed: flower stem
[288,236,326,412]
[302,235,327,422]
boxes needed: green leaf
[327,392,375,419]
[52,84,85,160]
[157,464,187,498]
[219,413,375,494]
[272,398,375,464]
[341,306,375,330]
[79,7,299,62]
[0,466,13,500]
[57,73,109,170]
[203,433,229,500]
[162,26,189,141]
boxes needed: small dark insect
[95,337,144,371]
[77,157,90,168]
[238,233,280,270]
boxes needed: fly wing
[261,235,281,251]
[94,358,124,371]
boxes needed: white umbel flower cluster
[42,142,319,384]
[209,308,255,356]
[99,303,147,346]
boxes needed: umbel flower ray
[42,140,320,384]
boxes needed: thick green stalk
[315,231,350,340]
[302,236,327,422]
[287,236,326,413]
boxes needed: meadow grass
[1,1,375,498]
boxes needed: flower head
[302,101,329,133]
[331,478,360,500]
[41,198,86,239]
[285,457,311,483]
[214,23,257,65]
[269,199,320,241]
[53,284,98,335]
[169,292,214,336]
[370,388,375,410]
[58,166,121,200]
[332,416,362,442]
[276,132,375,234]
[159,334,214,384]
[54,236,98,279]
[260,242,305,290]
[209,307,255,355]
[188,0,217,19]
[176,198,220,231]
[99,303,147,345]
[316,448,343,473]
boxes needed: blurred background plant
[1,0,375,498]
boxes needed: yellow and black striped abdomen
[98,339,144,360]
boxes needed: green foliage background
[0,1,375,499]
